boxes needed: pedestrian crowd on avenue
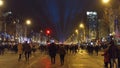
[0,39,120,67]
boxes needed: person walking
[23,41,32,63]
[108,40,118,68]
[17,43,23,61]
[102,46,110,68]
[0,43,5,55]
[48,42,57,64]
[94,45,100,56]
[59,45,66,65]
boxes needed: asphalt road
[0,50,104,68]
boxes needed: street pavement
[0,50,104,68]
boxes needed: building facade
[86,11,98,40]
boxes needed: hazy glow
[46,30,50,34]
[26,20,31,25]
[102,0,110,4]
[75,29,78,34]
[79,23,84,28]
[0,0,3,6]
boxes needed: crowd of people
[0,41,37,63]
[0,40,120,67]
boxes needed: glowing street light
[79,23,85,42]
[102,0,115,36]
[79,23,84,28]
[75,29,79,43]
[26,19,31,25]
[102,0,110,4]
[25,19,31,37]
[0,0,3,6]
[75,29,78,34]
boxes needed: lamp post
[102,0,110,4]
[25,19,31,38]
[75,29,79,43]
[0,0,3,32]
[26,20,31,25]
[102,0,115,34]
[79,23,85,42]
[0,0,3,7]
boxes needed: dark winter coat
[23,43,31,52]
[48,43,57,57]
[59,46,66,55]
[108,41,118,59]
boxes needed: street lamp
[75,29,79,43]
[101,0,117,37]
[79,23,85,42]
[0,0,3,6]
[25,19,31,38]
[79,23,84,28]
[75,29,78,34]
[3,12,12,33]
[26,19,31,25]
[0,0,3,33]
[102,0,110,4]
[0,0,3,31]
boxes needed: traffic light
[46,30,50,35]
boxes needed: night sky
[5,0,101,42]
